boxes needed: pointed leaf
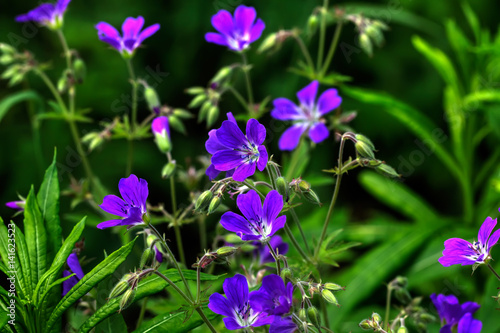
[0,90,43,123]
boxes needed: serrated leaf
[341,85,461,181]
[0,90,43,124]
[132,306,219,333]
[77,269,222,333]
[24,186,47,292]
[358,171,438,224]
[37,151,61,265]
[46,238,136,332]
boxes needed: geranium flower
[208,274,273,330]
[256,235,289,265]
[95,16,160,57]
[430,294,482,333]
[205,116,268,182]
[62,253,84,296]
[271,81,342,151]
[220,190,285,241]
[205,5,265,52]
[152,116,171,153]
[438,217,500,267]
[16,0,71,29]
[269,316,298,333]
[97,174,148,229]
[249,274,294,316]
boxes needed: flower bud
[303,189,321,206]
[211,66,232,84]
[280,268,292,282]
[355,141,375,159]
[207,105,220,127]
[321,289,339,306]
[152,116,171,153]
[144,86,161,113]
[185,87,205,95]
[57,70,70,93]
[216,246,237,257]
[307,14,319,36]
[162,161,176,179]
[140,248,155,268]
[81,132,103,152]
[173,108,192,119]
[359,33,373,57]
[307,306,321,329]
[0,43,16,55]
[188,94,207,108]
[397,327,408,333]
[198,100,212,122]
[73,58,86,84]
[119,288,136,311]
[365,24,384,47]
[0,55,13,65]
[359,319,372,330]
[195,190,213,212]
[298,307,307,321]
[257,33,277,53]
[207,195,222,214]
[394,288,412,305]
[376,164,400,178]
[371,313,382,323]
[108,274,132,300]
[324,282,344,291]
[276,177,289,201]
[298,180,311,192]
[419,313,435,323]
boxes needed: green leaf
[37,151,61,264]
[46,238,136,333]
[358,171,438,223]
[463,90,500,107]
[0,90,43,123]
[77,269,222,333]
[0,309,8,330]
[412,35,462,96]
[23,186,47,292]
[12,226,31,300]
[94,314,127,333]
[0,219,28,300]
[461,2,480,44]
[445,20,471,79]
[443,85,465,164]
[132,306,219,333]
[341,85,461,181]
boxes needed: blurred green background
[1,0,500,331]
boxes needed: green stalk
[265,240,281,275]
[293,35,315,75]
[167,152,186,267]
[314,136,345,259]
[290,208,312,255]
[227,86,249,112]
[240,52,254,112]
[320,21,343,77]
[136,297,149,329]
[487,263,500,281]
[316,0,329,73]
[194,307,218,333]
[125,58,138,175]
[384,287,393,331]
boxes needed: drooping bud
[257,33,277,53]
[394,288,412,305]
[151,116,171,153]
[168,115,187,135]
[303,189,321,206]
[359,319,371,330]
[207,195,222,214]
[140,248,155,268]
[298,307,307,321]
[371,313,382,323]
[216,246,238,258]
[188,94,207,108]
[119,288,136,311]
[144,85,161,113]
[355,134,376,159]
[359,33,373,57]
[397,327,408,333]
[0,54,13,65]
[307,14,319,37]
[57,70,70,93]
[185,87,205,95]
[324,283,344,291]
[162,161,176,179]
[207,105,220,127]
[376,164,400,178]
[211,66,233,84]
[108,274,133,300]
[276,177,289,201]
[307,306,321,329]
[419,313,436,323]
[195,190,213,212]
[321,289,339,306]
[172,108,192,119]
[73,58,86,84]
[298,180,311,192]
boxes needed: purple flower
[208,274,274,330]
[430,294,482,333]
[62,253,84,296]
[16,0,71,29]
[205,5,265,52]
[205,116,268,182]
[95,17,160,57]
[97,174,148,229]
[152,116,171,153]
[271,81,342,151]
[249,274,294,316]
[256,235,289,265]
[5,200,25,211]
[220,190,286,242]
[269,316,298,333]
[438,217,500,267]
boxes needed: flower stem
[290,208,312,256]
[167,152,186,267]
[314,136,345,259]
[152,270,192,304]
[316,0,329,73]
[265,240,281,275]
[227,86,249,111]
[125,58,138,175]
[293,35,315,75]
[384,286,393,331]
[135,296,149,329]
[56,29,72,70]
[194,307,217,333]
[320,21,343,77]
[240,53,254,113]
[487,263,500,281]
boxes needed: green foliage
[132,307,219,333]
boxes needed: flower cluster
[430,294,482,333]
[208,274,296,332]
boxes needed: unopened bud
[257,33,277,53]
[73,58,86,84]
[280,268,292,282]
[394,276,408,288]
[140,248,155,268]
[299,307,307,321]
[359,33,373,57]
[397,327,408,333]
[207,105,220,127]
[108,275,132,299]
[144,86,161,113]
[298,180,311,192]
[57,71,70,93]
[321,289,339,306]
[162,161,176,179]
[207,195,222,214]
[365,24,384,47]
[198,100,212,122]
[119,288,136,311]
[372,313,382,323]
[419,313,436,323]
[303,189,321,206]
[0,55,13,65]
[359,319,372,330]
[307,14,319,36]
[168,115,187,135]
[185,87,205,95]
[355,141,375,159]
[195,190,213,212]
[276,177,289,201]
[324,283,344,291]
[307,306,321,329]
[376,164,400,178]
[0,43,16,55]
[173,108,192,119]
[188,94,207,108]
[394,288,412,305]
[216,246,237,257]
[211,66,232,84]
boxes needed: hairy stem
[320,21,343,77]
[240,53,254,112]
